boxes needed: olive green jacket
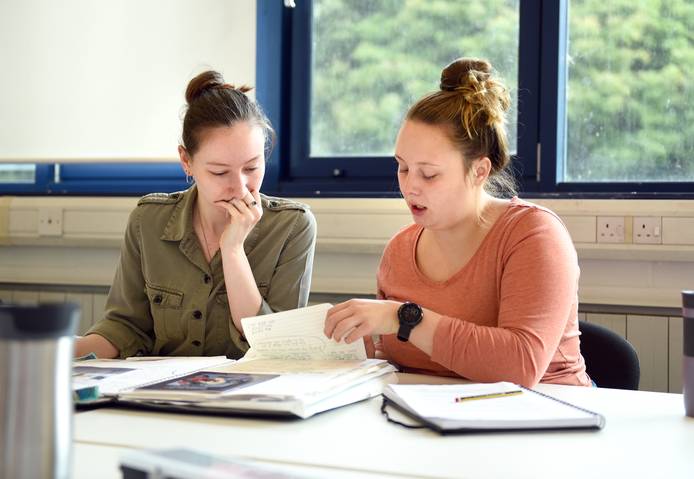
[87,186,316,359]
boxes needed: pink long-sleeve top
[378,197,591,388]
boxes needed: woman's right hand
[216,190,263,254]
[324,299,400,345]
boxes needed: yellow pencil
[454,390,523,403]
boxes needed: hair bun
[439,58,492,92]
[185,70,253,104]
[439,57,510,126]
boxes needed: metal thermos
[684,291,694,417]
[0,302,79,479]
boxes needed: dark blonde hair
[406,58,516,197]
[181,70,275,157]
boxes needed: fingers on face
[246,190,262,207]
[218,196,262,222]
[241,191,263,218]
[217,200,242,220]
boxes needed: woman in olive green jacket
[75,71,316,359]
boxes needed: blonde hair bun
[439,58,491,91]
[439,58,511,127]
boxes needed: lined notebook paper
[241,303,367,361]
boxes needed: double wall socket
[597,216,625,243]
[596,216,664,244]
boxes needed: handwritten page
[241,303,367,361]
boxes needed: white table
[72,442,396,479]
[73,374,694,479]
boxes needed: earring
[184,169,194,184]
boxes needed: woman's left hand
[324,299,401,344]
[217,190,263,253]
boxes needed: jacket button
[191,340,201,347]
[203,274,211,284]
[193,310,202,319]
[153,295,163,304]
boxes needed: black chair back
[578,320,640,390]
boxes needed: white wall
[0,0,256,161]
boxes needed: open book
[73,356,234,399]
[74,304,396,418]
[382,382,605,433]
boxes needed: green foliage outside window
[311,0,694,183]
[311,0,519,157]
[567,0,694,181]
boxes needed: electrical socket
[633,216,662,244]
[38,208,63,236]
[597,216,625,243]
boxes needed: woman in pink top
[324,58,591,388]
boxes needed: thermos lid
[683,290,694,310]
[0,302,79,340]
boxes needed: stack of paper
[73,304,396,418]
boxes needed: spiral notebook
[382,382,605,434]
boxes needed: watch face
[399,302,422,326]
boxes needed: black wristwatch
[397,302,423,342]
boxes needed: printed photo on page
[138,372,277,394]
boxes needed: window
[565,0,694,183]
[258,0,694,197]
[0,164,35,183]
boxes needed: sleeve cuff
[86,320,149,359]
[256,298,275,316]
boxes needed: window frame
[258,0,694,199]
[0,163,187,196]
